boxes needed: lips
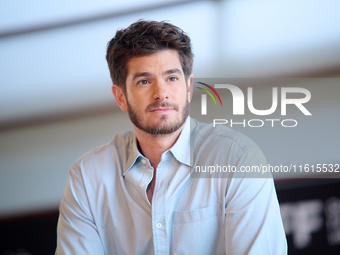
[150,106,173,111]
[146,102,179,113]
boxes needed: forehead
[126,49,183,75]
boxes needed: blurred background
[0,0,340,254]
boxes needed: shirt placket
[152,160,169,255]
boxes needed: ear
[187,74,194,103]
[112,84,128,112]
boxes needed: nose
[153,81,169,101]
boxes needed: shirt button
[156,223,162,229]
[141,159,147,164]
[138,182,144,188]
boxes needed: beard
[126,99,189,135]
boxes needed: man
[56,20,287,254]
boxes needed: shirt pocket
[171,203,224,255]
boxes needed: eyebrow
[131,68,183,81]
[163,68,183,76]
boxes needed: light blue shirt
[56,117,287,254]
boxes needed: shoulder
[70,130,135,178]
[190,118,259,153]
[78,131,133,161]
[190,118,268,178]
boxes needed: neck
[134,125,184,169]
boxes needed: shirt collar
[169,116,192,167]
[123,134,143,177]
[122,116,193,176]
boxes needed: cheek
[178,89,189,103]
[128,95,148,109]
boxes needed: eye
[168,77,178,82]
[137,80,149,85]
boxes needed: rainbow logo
[196,82,222,115]
[196,82,223,106]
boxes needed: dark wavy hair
[106,20,194,93]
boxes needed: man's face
[114,49,192,135]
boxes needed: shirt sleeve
[224,147,287,255]
[55,163,105,255]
